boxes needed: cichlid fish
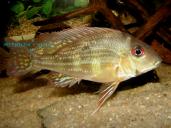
[0,27,162,112]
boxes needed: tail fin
[0,47,32,76]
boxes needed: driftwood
[126,0,149,20]
[34,0,125,31]
[156,27,171,46]
[134,2,171,40]
[152,40,171,64]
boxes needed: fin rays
[92,81,120,115]
[47,72,81,87]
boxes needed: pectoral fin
[92,81,120,115]
[47,72,81,87]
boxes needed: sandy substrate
[0,64,171,128]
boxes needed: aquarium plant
[10,0,89,19]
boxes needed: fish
[0,27,162,112]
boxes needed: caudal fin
[0,47,32,76]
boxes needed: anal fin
[92,81,120,115]
[47,72,81,87]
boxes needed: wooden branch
[134,2,171,40]
[100,8,125,31]
[127,0,149,20]
[33,0,104,26]
[152,40,171,64]
[156,27,171,46]
[33,0,125,31]
[34,6,96,26]
[36,23,71,36]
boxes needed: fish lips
[138,60,162,75]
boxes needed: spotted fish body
[4,27,162,112]
[32,27,161,82]
[33,27,127,82]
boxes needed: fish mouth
[141,61,161,74]
[154,60,161,67]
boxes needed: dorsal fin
[33,27,117,55]
[35,27,115,44]
[55,27,115,41]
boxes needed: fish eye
[131,45,144,57]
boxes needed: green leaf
[42,0,53,16]
[32,0,42,3]
[74,0,89,8]
[26,7,42,19]
[11,1,25,14]
[16,11,26,18]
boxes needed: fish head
[127,36,162,75]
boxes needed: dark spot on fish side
[82,46,90,51]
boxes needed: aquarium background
[0,0,171,128]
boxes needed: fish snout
[154,61,161,67]
[154,55,162,67]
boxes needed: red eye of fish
[131,46,144,57]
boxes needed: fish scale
[33,48,116,75]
